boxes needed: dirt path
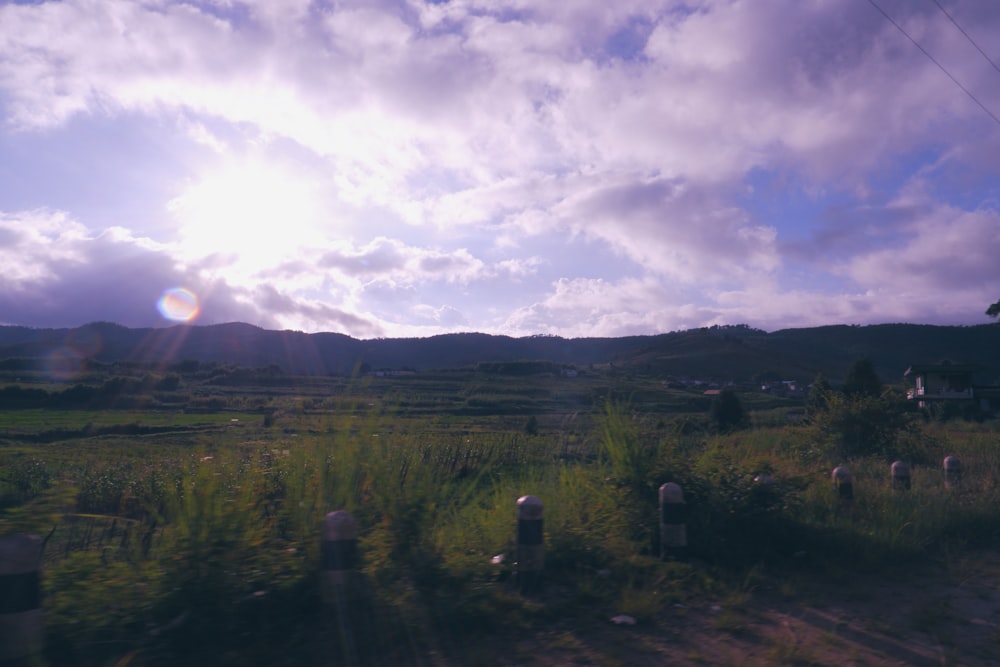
[501,552,1000,666]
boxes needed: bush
[524,415,539,435]
[709,389,747,432]
[811,390,922,460]
[686,452,806,566]
[805,373,832,419]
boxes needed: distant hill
[0,322,997,385]
[619,324,1000,385]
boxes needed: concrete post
[943,455,962,489]
[832,466,853,503]
[891,461,910,491]
[0,533,43,662]
[659,483,687,560]
[516,495,544,593]
[321,511,359,605]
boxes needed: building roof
[904,363,981,377]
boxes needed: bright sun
[169,159,323,274]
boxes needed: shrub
[524,415,539,435]
[811,390,922,460]
[709,389,747,432]
[805,373,832,419]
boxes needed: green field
[2,362,999,665]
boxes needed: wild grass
[0,398,999,665]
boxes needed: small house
[904,363,977,403]
[904,362,1000,413]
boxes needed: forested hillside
[0,321,997,384]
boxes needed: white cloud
[0,210,90,284]
[410,304,468,328]
[318,237,487,285]
[844,203,1000,298]
[0,208,263,328]
[502,276,695,337]
[1,1,998,336]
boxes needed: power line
[931,0,1000,77]
[866,0,1000,128]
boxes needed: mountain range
[0,321,998,385]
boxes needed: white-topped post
[659,483,687,560]
[0,533,43,662]
[516,496,544,593]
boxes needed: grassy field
[1,365,999,665]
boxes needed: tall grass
[2,403,1000,665]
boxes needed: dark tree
[524,415,539,435]
[710,388,747,431]
[988,300,1000,319]
[843,358,882,398]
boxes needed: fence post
[516,495,544,593]
[659,483,687,560]
[0,533,43,662]
[943,455,962,489]
[891,461,910,491]
[321,511,358,606]
[832,466,853,509]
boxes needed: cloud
[319,237,489,286]
[553,174,780,282]
[502,276,699,337]
[1,1,993,201]
[844,202,1000,296]
[410,304,468,328]
[0,209,261,329]
[1,1,998,337]
[712,196,1000,329]
[252,284,384,338]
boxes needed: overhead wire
[930,0,1000,76]
[866,0,1000,129]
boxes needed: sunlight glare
[169,160,323,274]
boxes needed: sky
[1,0,998,340]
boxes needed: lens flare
[157,287,200,322]
[46,346,85,382]
[66,327,103,358]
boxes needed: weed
[766,633,819,665]
[2,383,1000,665]
[909,596,954,634]
[713,607,750,634]
[616,582,662,623]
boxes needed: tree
[842,358,882,398]
[710,388,747,432]
[988,299,1000,319]
[524,415,539,435]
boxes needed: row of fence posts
[832,455,963,505]
[0,455,967,661]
